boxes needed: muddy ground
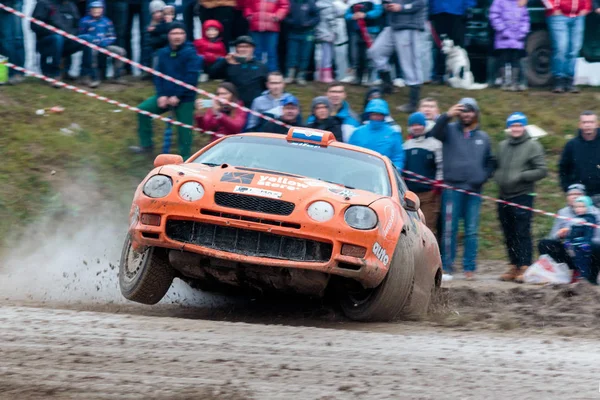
[2,258,600,399]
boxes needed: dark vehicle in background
[464,0,600,86]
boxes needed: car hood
[159,164,386,206]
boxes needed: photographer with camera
[430,98,496,281]
[212,35,269,112]
[195,82,248,142]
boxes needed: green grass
[1,78,599,259]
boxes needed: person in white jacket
[314,0,347,82]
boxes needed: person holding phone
[430,98,496,281]
[195,82,248,142]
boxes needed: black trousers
[498,194,534,267]
[499,48,521,70]
[431,12,466,81]
[538,239,600,284]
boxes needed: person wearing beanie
[430,97,496,281]
[78,0,127,88]
[349,99,404,170]
[402,112,443,237]
[307,96,343,141]
[495,112,547,282]
[132,22,202,159]
[256,94,304,134]
[195,82,248,142]
[539,186,600,285]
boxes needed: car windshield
[192,136,391,196]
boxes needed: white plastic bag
[523,255,572,284]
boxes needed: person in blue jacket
[131,22,202,159]
[349,98,404,170]
[79,1,127,87]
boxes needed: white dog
[441,38,488,90]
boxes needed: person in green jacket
[496,112,548,283]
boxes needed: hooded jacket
[79,11,116,48]
[489,0,530,50]
[307,100,360,142]
[559,128,600,196]
[361,88,402,134]
[349,99,405,170]
[244,0,291,32]
[430,98,496,192]
[154,42,202,102]
[541,0,592,17]
[31,0,81,39]
[430,0,476,16]
[285,0,321,32]
[548,205,600,244]
[193,20,227,65]
[494,131,547,199]
[385,0,427,31]
[196,101,248,142]
[247,90,293,131]
[315,0,345,42]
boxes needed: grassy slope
[1,79,599,259]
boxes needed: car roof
[236,132,387,160]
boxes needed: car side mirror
[154,154,184,168]
[403,191,420,212]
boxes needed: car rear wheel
[525,30,552,87]
[119,235,175,305]
[338,240,415,322]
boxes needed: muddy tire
[119,235,175,305]
[339,240,415,322]
[525,30,552,87]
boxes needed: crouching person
[130,22,202,159]
[539,184,600,285]
[79,1,127,87]
[402,112,443,236]
[496,112,547,282]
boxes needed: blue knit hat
[575,196,593,209]
[408,112,426,127]
[506,112,528,128]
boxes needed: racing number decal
[372,242,389,266]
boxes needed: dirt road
[1,302,599,400]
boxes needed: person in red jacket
[193,20,227,82]
[542,0,592,93]
[243,0,290,72]
[195,82,248,142]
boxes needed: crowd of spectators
[1,0,599,285]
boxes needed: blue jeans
[286,31,314,72]
[547,15,585,79]
[0,0,25,77]
[441,189,482,273]
[250,31,279,72]
[37,34,86,78]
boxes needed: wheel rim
[123,240,150,285]
[345,287,375,308]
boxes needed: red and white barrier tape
[0,2,290,129]
[5,62,225,138]
[402,171,600,229]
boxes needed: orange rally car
[119,128,442,321]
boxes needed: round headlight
[179,181,205,201]
[344,206,378,230]
[143,175,172,198]
[307,201,335,222]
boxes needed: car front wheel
[338,239,415,322]
[119,235,175,305]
